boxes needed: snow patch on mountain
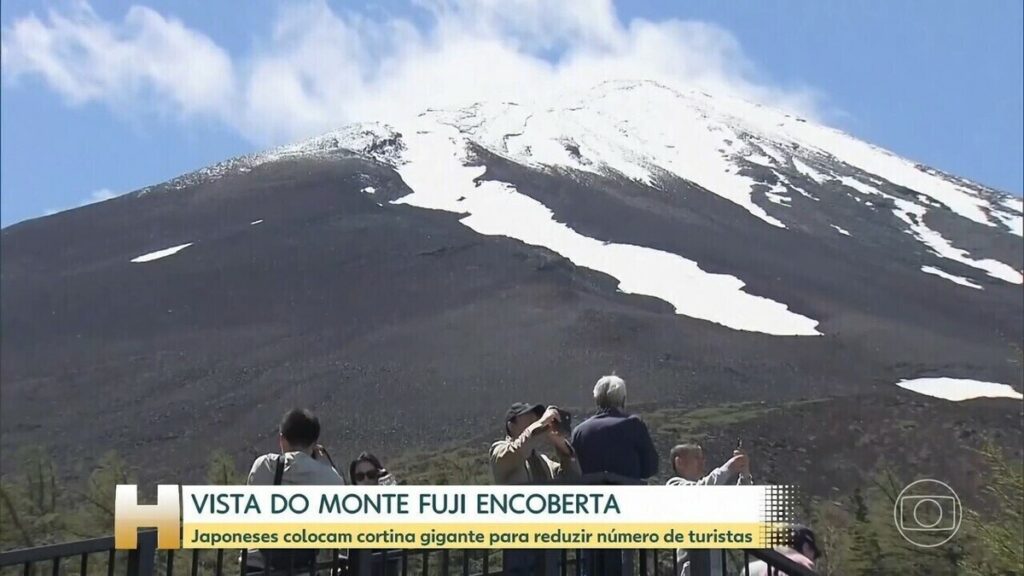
[687,83,1022,236]
[757,144,789,166]
[838,177,1022,284]
[131,243,193,263]
[838,176,882,198]
[764,183,791,206]
[897,377,1022,401]
[994,196,1024,236]
[895,199,1022,284]
[388,121,821,336]
[792,158,830,184]
[921,266,982,290]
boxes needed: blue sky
[1,0,1021,226]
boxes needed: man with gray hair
[571,374,659,479]
[572,375,659,576]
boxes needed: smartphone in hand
[555,408,572,436]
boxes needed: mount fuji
[1,80,1021,485]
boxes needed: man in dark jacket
[571,374,658,480]
[571,375,658,576]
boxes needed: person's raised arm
[733,449,752,485]
[490,408,560,478]
[698,453,748,486]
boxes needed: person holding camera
[247,403,348,483]
[490,402,581,485]
[245,408,345,574]
[248,408,346,486]
[491,403,580,576]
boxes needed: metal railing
[0,533,816,576]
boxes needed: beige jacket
[248,451,346,485]
[490,422,581,485]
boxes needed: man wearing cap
[490,403,581,485]
[491,403,581,576]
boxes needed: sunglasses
[354,469,381,482]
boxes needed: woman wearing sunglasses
[349,452,397,485]
[349,453,401,576]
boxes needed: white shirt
[666,464,752,486]
[247,451,346,485]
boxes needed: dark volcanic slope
[2,92,1023,483]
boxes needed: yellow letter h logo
[114,485,181,549]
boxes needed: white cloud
[43,187,120,216]
[1,0,234,118]
[84,188,118,204]
[2,0,823,146]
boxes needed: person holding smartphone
[666,442,752,486]
[665,441,753,576]
[490,403,580,576]
[490,403,580,485]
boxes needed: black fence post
[688,549,711,576]
[126,531,157,576]
[347,550,371,576]
[538,550,559,576]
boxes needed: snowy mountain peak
[292,80,1021,236]
[134,80,1021,335]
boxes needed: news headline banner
[182,485,796,549]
